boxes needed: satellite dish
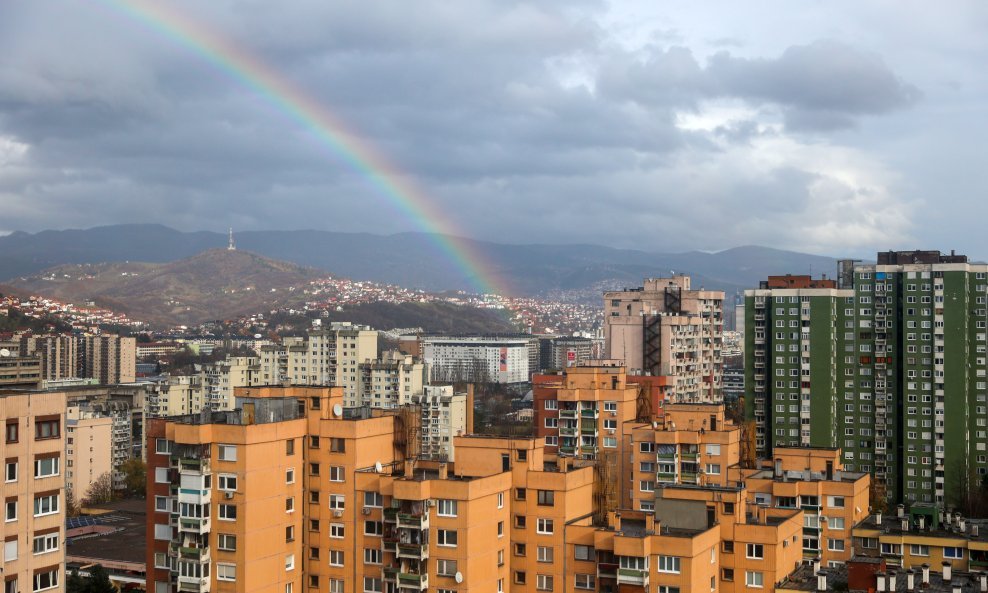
[374,461,383,473]
[454,573,463,584]
[333,403,343,417]
[0,349,9,357]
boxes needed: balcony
[384,567,429,591]
[179,546,210,562]
[397,513,429,530]
[384,507,398,523]
[598,562,618,579]
[397,543,429,560]
[177,576,210,593]
[178,517,210,534]
[559,409,578,419]
[559,426,578,437]
[580,409,599,419]
[616,568,649,587]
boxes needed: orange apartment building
[0,389,66,593]
[146,381,870,593]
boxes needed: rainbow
[100,0,509,297]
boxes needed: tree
[85,472,115,505]
[84,565,117,593]
[118,457,147,498]
[66,569,86,593]
[65,488,81,518]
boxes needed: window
[217,563,237,581]
[286,439,295,455]
[330,438,346,452]
[746,544,764,559]
[515,543,527,556]
[829,517,845,530]
[5,461,16,482]
[364,521,383,536]
[438,529,458,546]
[364,548,382,564]
[536,574,554,591]
[363,578,382,593]
[705,444,721,455]
[722,568,735,582]
[498,521,504,537]
[218,444,237,461]
[155,438,173,455]
[828,539,845,551]
[309,436,320,448]
[437,559,458,576]
[154,524,171,540]
[35,419,59,440]
[944,547,964,559]
[515,515,526,528]
[514,572,527,584]
[536,518,554,534]
[364,492,383,508]
[285,526,295,542]
[285,468,295,484]
[34,457,58,479]
[33,494,58,517]
[330,523,345,538]
[4,539,16,561]
[218,504,237,520]
[438,499,458,516]
[537,490,554,506]
[329,466,344,482]
[544,399,558,410]
[705,463,721,475]
[828,496,845,508]
[285,554,295,570]
[909,544,929,556]
[218,474,237,491]
[6,421,17,443]
[658,556,681,573]
[218,534,236,551]
[746,571,764,588]
[154,467,169,484]
[32,533,59,555]
[537,546,554,562]
[329,495,345,510]
[329,550,344,566]
[6,499,16,522]
[285,497,295,513]
[497,492,504,508]
[34,569,59,592]
[575,574,595,589]
[516,488,527,500]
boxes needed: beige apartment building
[604,276,725,402]
[0,389,66,592]
[147,374,205,417]
[409,384,470,461]
[81,334,136,384]
[20,334,79,382]
[357,350,429,409]
[203,356,260,411]
[258,324,379,406]
[0,354,43,389]
[65,413,112,501]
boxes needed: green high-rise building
[746,251,988,507]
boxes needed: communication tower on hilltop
[228,228,236,251]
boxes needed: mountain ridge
[0,224,843,297]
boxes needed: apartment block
[409,385,470,461]
[65,413,112,500]
[0,353,42,389]
[744,278,853,457]
[735,447,870,567]
[0,389,66,592]
[746,251,988,506]
[421,335,531,384]
[20,334,79,382]
[81,334,137,385]
[258,324,378,406]
[147,375,206,417]
[203,356,260,411]
[357,351,429,409]
[533,364,644,465]
[604,276,725,402]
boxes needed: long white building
[422,335,530,383]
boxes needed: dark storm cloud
[0,0,962,255]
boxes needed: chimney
[980,571,987,592]
[813,557,821,574]
[918,515,925,530]
[943,561,952,582]
[826,461,834,481]
[804,467,811,482]
[922,563,930,584]
[834,469,842,482]
[888,571,896,591]
[906,569,915,592]
[897,504,905,518]
[960,517,967,532]
[877,572,886,593]
[817,571,827,592]
[438,462,448,480]
[954,587,962,593]
[876,510,883,524]
[902,517,909,532]
[774,458,783,479]
[974,524,980,537]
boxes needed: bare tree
[65,488,81,518]
[84,473,115,506]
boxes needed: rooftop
[66,499,147,567]
[170,397,300,425]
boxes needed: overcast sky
[0,1,985,257]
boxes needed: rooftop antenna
[227,227,236,251]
